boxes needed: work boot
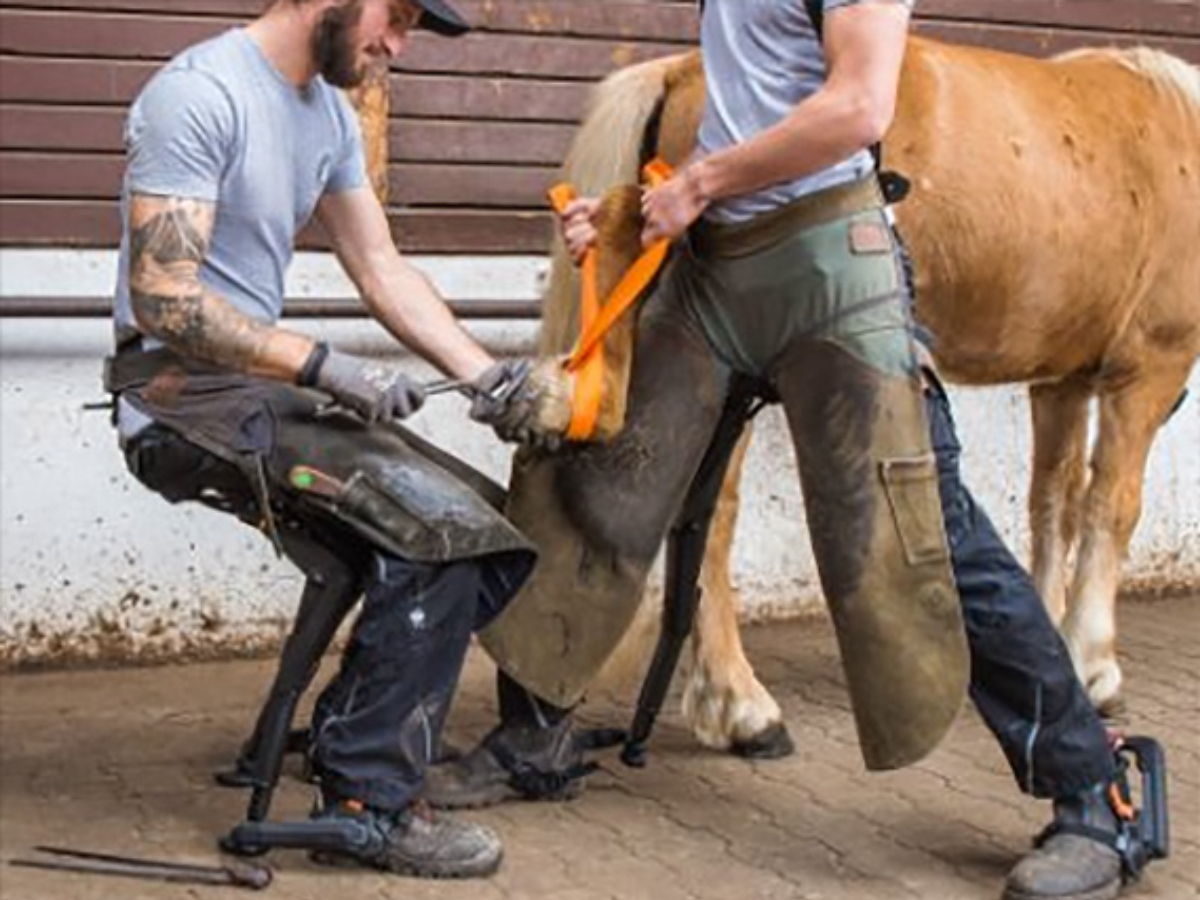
[311,797,503,879]
[422,718,597,809]
[1003,782,1124,900]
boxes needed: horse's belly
[915,276,1117,386]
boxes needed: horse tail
[1059,46,1200,122]
[1120,47,1200,120]
[540,54,689,354]
[564,53,689,196]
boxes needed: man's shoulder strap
[806,0,824,36]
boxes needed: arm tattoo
[129,200,210,268]
[128,196,272,371]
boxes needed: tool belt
[104,341,536,616]
[104,343,233,394]
[689,176,885,259]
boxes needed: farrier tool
[9,845,272,890]
[423,376,474,396]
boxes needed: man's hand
[559,197,602,266]
[469,358,565,450]
[640,166,710,247]
[308,346,426,423]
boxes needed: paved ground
[1,595,1197,900]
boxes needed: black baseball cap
[414,0,471,36]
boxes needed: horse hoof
[1096,694,1127,721]
[1080,659,1124,720]
[730,722,795,760]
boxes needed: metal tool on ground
[9,845,272,891]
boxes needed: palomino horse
[539,36,1200,751]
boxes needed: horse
[533,36,1200,753]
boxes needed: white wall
[2,250,1197,666]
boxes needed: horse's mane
[540,54,689,354]
[1057,46,1200,119]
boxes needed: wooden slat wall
[2,0,1198,255]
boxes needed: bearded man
[105,0,557,879]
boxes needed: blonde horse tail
[1085,46,1200,122]
[1127,47,1200,117]
[563,54,688,194]
[540,54,689,354]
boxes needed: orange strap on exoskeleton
[547,158,675,440]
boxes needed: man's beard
[313,0,365,88]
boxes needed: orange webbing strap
[565,238,670,370]
[568,251,605,440]
[547,158,676,440]
[547,183,605,439]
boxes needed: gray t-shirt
[697,0,914,223]
[113,28,367,345]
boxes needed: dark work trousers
[124,425,480,812]
[924,380,1115,798]
[308,555,478,810]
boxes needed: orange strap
[547,182,604,439]
[547,159,675,440]
[565,239,670,371]
[568,252,605,439]
[1108,782,1137,822]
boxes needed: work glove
[469,358,566,450]
[303,344,426,424]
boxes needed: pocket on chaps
[879,454,950,566]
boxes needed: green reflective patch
[291,468,315,490]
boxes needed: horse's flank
[889,38,1200,386]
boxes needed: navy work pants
[925,382,1114,798]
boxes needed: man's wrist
[297,341,331,387]
[685,159,715,211]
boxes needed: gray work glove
[307,345,426,424]
[469,358,563,451]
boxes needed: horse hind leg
[1064,350,1196,715]
[1028,380,1092,624]
[683,426,794,758]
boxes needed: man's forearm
[359,260,493,382]
[690,86,888,205]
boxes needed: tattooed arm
[127,192,314,380]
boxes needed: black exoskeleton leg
[622,378,767,767]
[216,525,363,837]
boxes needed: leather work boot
[1003,783,1124,900]
[422,719,598,809]
[311,798,503,879]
